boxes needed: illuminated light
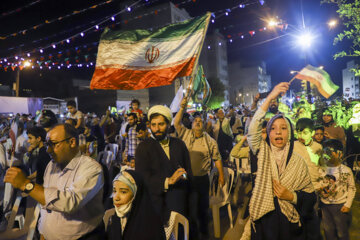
[246,93,249,96]
[241,35,244,39]
[95,25,99,30]
[239,93,242,96]
[40,66,43,69]
[4,59,7,62]
[290,70,297,74]
[86,64,89,67]
[58,66,60,69]
[211,19,215,23]
[52,44,56,48]
[61,64,63,66]
[52,63,55,66]
[219,42,222,46]
[111,16,115,21]
[296,32,314,49]
[80,32,84,37]
[208,45,211,49]
[268,19,278,27]
[49,66,51,69]
[15,56,18,60]
[31,66,34,69]
[263,27,267,30]
[90,62,93,66]
[319,66,324,69]
[40,49,43,53]
[328,19,337,28]
[230,39,233,43]
[66,39,70,43]
[259,0,265,5]
[23,61,31,67]
[225,12,228,16]
[239,4,245,8]
[27,53,30,57]
[127,7,131,12]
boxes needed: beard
[151,130,168,141]
[269,105,278,114]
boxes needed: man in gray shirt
[5,124,104,240]
[174,96,224,239]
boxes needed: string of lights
[0,0,269,71]
[0,0,45,19]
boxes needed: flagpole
[289,76,296,85]
[187,12,211,92]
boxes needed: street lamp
[296,32,314,49]
[328,19,337,29]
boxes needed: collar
[63,151,82,171]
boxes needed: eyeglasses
[45,137,72,148]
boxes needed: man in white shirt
[5,124,104,240]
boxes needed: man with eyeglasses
[4,124,105,240]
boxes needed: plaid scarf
[249,117,314,226]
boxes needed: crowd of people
[0,82,358,240]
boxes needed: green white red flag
[295,65,339,98]
[90,13,211,90]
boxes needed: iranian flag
[90,13,211,90]
[295,65,339,98]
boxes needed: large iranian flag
[295,65,339,98]
[90,13,211,90]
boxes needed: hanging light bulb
[66,39,70,43]
[111,16,115,21]
[27,53,31,57]
[40,49,43,53]
[95,25,99,30]
[52,44,56,48]
[80,32,84,37]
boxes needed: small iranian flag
[90,13,211,90]
[295,65,339,98]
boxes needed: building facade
[228,61,271,105]
[343,60,360,99]
[200,30,230,105]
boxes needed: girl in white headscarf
[103,170,165,240]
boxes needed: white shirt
[38,153,104,240]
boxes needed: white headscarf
[112,171,137,218]
[148,105,172,123]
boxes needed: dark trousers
[189,175,210,239]
[321,203,351,240]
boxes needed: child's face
[67,105,76,114]
[323,147,342,166]
[113,181,134,208]
[131,102,139,110]
[297,127,314,145]
[314,129,324,143]
[269,118,288,148]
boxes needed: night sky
[0,0,353,98]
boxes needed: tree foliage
[322,0,360,76]
[206,77,225,109]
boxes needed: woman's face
[113,181,134,208]
[269,118,289,148]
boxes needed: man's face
[314,129,324,143]
[322,114,333,124]
[131,102,139,111]
[192,117,204,132]
[217,109,225,120]
[127,116,136,126]
[67,106,76,114]
[46,125,75,168]
[297,128,314,145]
[150,115,168,141]
[269,118,288,148]
[28,134,41,150]
[269,99,279,114]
